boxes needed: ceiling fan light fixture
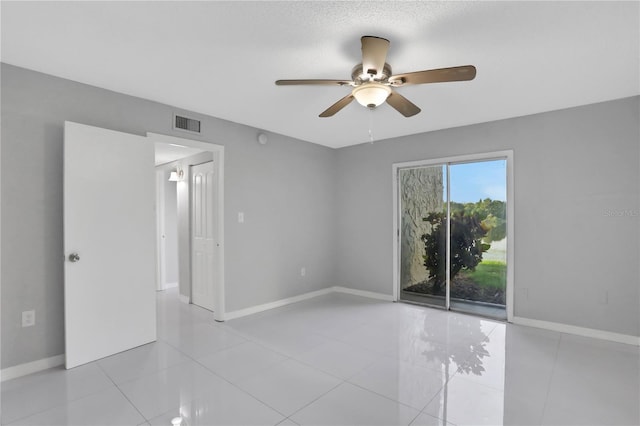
[352,83,391,108]
[275,36,475,117]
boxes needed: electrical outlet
[22,310,35,327]
[300,267,306,277]
[238,212,244,223]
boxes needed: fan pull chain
[368,108,375,143]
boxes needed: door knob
[68,253,80,263]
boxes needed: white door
[191,161,217,312]
[64,121,156,369]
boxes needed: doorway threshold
[400,291,507,321]
[450,299,507,321]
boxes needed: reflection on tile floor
[2,288,639,425]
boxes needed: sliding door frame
[392,150,514,322]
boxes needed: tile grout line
[95,361,148,423]
[538,333,563,425]
[102,326,249,421]
[285,380,346,422]
[188,329,360,422]
[346,379,435,413]
[221,299,496,425]
[185,334,300,421]
[124,330,293,422]
[114,340,195,383]
[0,365,126,425]
[173,299,370,421]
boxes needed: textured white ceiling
[2,1,638,148]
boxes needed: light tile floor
[2,289,639,425]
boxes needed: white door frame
[155,170,167,291]
[147,132,226,321]
[392,150,515,322]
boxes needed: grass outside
[458,260,506,290]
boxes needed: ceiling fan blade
[319,94,354,117]
[386,91,421,117]
[276,79,352,86]
[361,36,390,77]
[389,65,476,86]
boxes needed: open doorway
[155,166,181,293]
[152,133,225,321]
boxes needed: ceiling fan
[276,36,476,118]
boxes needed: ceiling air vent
[174,114,201,134]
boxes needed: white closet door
[191,161,217,312]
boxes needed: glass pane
[399,165,447,307]
[449,160,507,319]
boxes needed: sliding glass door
[398,157,508,319]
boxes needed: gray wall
[0,64,337,369]
[335,96,640,337]
[1,62,638,371]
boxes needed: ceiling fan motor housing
[352,63,393,85]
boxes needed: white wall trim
[225,287,393,321]
[333,286,394,301]
[155,169,167,292]
[505,151,515,322]
[224,288,334,320]
[391,164,400,303]
[225,286,394,321]
[513,316,640,346]
[1,354,65,382]
[164,282,178,289]
[179,294,190,304]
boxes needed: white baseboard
[179,294,190,304]
[224,288,334,320]
[164,282,178,290]
[1,354,65,382]
[512,316,640,346]
[224,287,394,321]
[7,291,637,383]
[332,286,394,301]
